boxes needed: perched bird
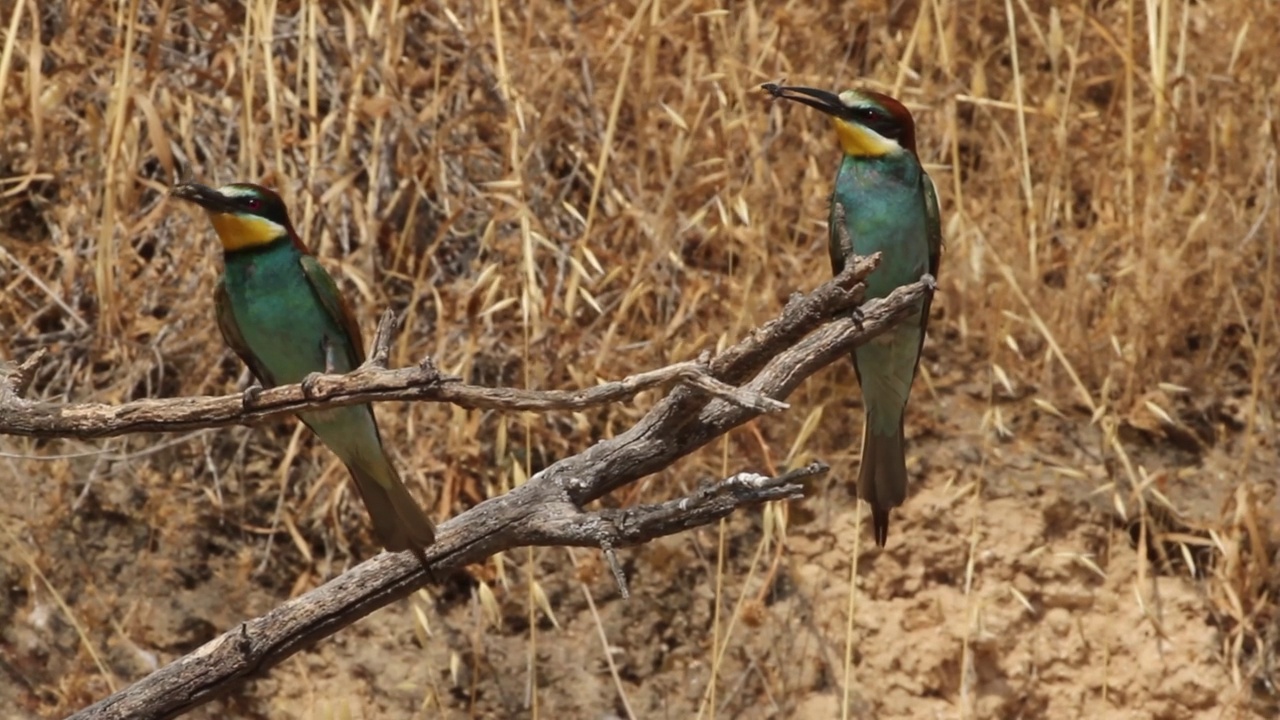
[171,181,436,554]
[764,84,941,547]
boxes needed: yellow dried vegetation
[0,0,1276,717]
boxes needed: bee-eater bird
[171,182,437,554]
[764,84,941,547]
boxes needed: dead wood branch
[70,464,830,720]
[0,332,789,440]
[60,254,936,720]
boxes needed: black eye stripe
[220,185,293,228]
[848,106,902,140]
[853,106,888,124]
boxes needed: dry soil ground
[1,1,1278,719]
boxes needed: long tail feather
[346,453,436,552]
[856,418,908,547]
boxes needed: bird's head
[171,182,302,252]
[763,84,918,159]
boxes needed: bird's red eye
[246,197,262,210]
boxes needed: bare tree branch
[70,464,830,720]
[51,254,936,720]
[0,340,787,439]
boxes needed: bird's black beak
[171,183,234,213]
[762,84,846,118]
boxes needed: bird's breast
[223,251,350,385]
[831,160,932,300]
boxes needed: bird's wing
[298,254,366,367]
[913,171,944,378]
[827,193,854,275]
[214,279,278,386]
[922,172,943,280]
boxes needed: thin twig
[0,355,778,439]
[0,347,46,399]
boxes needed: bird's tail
[856,417,909,547]
[346,452,437,553]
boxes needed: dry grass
[2,0,1277,717]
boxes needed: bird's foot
[241,384,264,409]
[300,372,324,399]
[921,273,939,292]
[297,338,338,399]
[851,306,865,332]
[320,336,338,374]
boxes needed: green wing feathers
[298,254,366,367]
[295,255,439,550]
[922,172,943,277]
[914,172,943,378]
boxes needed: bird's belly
[230,274,348,386]
[853,218,930,300]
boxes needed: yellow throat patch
[831,117,899,157]
[208,212,287,252]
